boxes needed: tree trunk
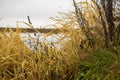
[100,0,109,48]
[105,0,115,42]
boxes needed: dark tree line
[73,0,120,48]
[100,0,120,47]
[100,0,115,47]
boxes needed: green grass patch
[77,48,120,80]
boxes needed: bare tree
[105,0,115,42]
[73,0,120,47]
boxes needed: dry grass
[0,28,81,80]
[0,0,120,80]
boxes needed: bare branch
[27,16,32,25]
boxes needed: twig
[27,16,32,25]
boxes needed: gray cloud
[0,0,73,27]
[0,0,73,17]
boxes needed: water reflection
[20,33,62,51]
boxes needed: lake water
[20,33,67,51]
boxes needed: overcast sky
[0,0,74,28]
